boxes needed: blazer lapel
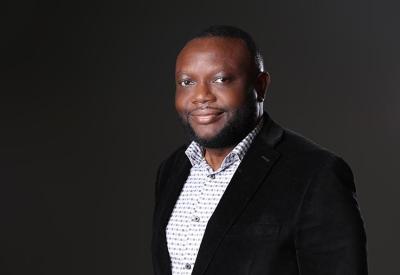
[192,116,284,275]
[154,153,191,275]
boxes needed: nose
[192,82,216,104]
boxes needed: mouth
[189,109,224,125]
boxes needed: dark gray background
[1,0,399,274]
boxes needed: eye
[213,76,228,84]
[178,79,194,87]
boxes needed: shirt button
[192,216,200,222]
[208,174,215,179]
[185,263,192,269]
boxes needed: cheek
[216,89,248,110]
[174,91,188,114]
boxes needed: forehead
[175,37,252,74]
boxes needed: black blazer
[152,114,368,275]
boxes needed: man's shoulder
[162,144,188,163]
[278,127,332,156]
[274,125,352,175]
[157,144,189,174]
[154,144,189,198]
[260,117,342,164]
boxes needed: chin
[195,134,219,144]
[192,127,239,148]
[192,127,222,140]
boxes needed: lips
[189,109,224,125]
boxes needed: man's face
[175,37,261,148]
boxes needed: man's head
[175,25,270,149]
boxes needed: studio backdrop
[1,0,399,274]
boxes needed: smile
[189,110,224,125]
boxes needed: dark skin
[175,37,270,170]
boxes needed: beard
[179,94,259,149]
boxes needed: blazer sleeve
[294,156,368,275]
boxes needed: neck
[204,146,235,171]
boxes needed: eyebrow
[175,67,234,75]
[175,71,187,75]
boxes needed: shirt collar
[185,117,264,169]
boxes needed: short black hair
[191,25,265,73]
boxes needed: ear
[254,72,271,102]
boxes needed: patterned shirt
[166,118,264,275]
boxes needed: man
[152,25,368,275]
